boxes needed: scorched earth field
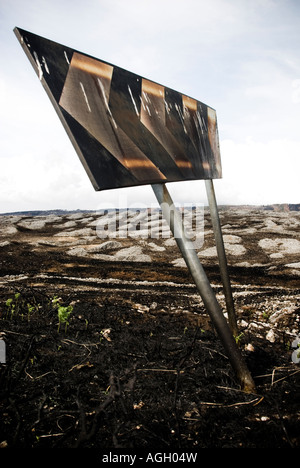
[0,206,299,449]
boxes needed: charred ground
[0,208,299,448]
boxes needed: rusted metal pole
[205,179,238,335]
[152,183,255,393]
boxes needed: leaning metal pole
[205,179,238,335]
[152,183,255,393]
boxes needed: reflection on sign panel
[14,27,222,191]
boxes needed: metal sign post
[205,179,238,335]
[152,183,255,392]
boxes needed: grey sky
[0,0,299,212]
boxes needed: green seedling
[262,311,270,320]
[57,304,74,333]
[234,332,244,345]
[27,303,36,321]
[5,292,21,318]
[5,298,14,318]
[51,295,61,307]
[3,292,40,322]
[50,295,74,333]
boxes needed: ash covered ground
[0,206,299,448]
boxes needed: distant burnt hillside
[263,204,300,212]
[1,204,299,216]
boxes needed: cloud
[216,138,300,205]
[0,0,299,212]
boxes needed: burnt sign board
[14,27,222,191]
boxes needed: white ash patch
[234,261,252,268]
[285,262,300,269]
[66,213,90,220]
[54,227,95,237]
[114,246,152,262]
[223,234,242,244]
[164,238,176,247]
[66,243,152,262]
[172,258,186,267]
[259,238,300,255]
[198,241,246,258]
[78,216,95,224]
[18,220,47,230]
[148,242,166,252]
[1,226,18,235]
[198,247,218,258]
[67,247,88,257]
[270,252,284,259]
[58,221,78,229]
[0,241,10,247]
[225,243,246,256]
[87,240,122,252]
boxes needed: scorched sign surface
[14,27,222,191]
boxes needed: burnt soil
[0,211,299,449]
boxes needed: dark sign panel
[14,27,222,191]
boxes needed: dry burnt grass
[0,259,299,450]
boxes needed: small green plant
[51,295,61,307]
[51,297,74,333]
[5,292,21,318]
[234,332,244,345]
[57,305,74,333]
[27,303,36,321]
[3,292,41,322]
[262,311,270,320]
[5,298,14,318]
[15,292,21,301]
